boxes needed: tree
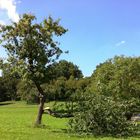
[0,14,67,125]
[16,60,83,102]
[42,60,83,101]
[16,80,38,104]
[50,60,83,80]
[0,60,19,101]
[0,77,8,102]
[0,59,19,101]
[88,56,140,99]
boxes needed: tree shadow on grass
[0,102,14,106]
[51,128,67,134]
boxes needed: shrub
[69,94,139,136]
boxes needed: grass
[0,101,140,140]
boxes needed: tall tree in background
[49,60,83,80]
[0,59,19,101]
[0,14,67,125]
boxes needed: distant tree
[3,76,19,100]
[0,14,67,125]
[42,76,90,102]
[76,77,90,92]
[16,80,38,104]
[16,60,83,102]
[0,59,19,101]
[0,77,8,102]
[50,60,83,80]
[42,60,83,101]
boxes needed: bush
[69,94,139,136]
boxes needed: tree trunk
[35,95,45,125]
[34,82,46,125]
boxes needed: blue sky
[0,0,140,76]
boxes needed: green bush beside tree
[69,94,140,136]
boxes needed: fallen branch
[43,107,74,118]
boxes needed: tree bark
[35,95,45,125]
[34,82,46,125]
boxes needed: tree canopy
[88,56,140,99]
[0,14,67,83]
[49,60,83,80]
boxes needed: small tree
[0,14,67,125]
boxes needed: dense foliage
[16,80,39,104]
[43,76,90,101]
[69,94,139,136]
[68,56,140,136]
[15,60,85,102]
[88,56,140,99]
[49,60,83,80]
[0,77,8,102]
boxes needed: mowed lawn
[0,101,140,140]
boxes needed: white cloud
[0,0,19,22]
[115,40,126,47]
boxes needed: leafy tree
[17,60,83,103]
[49,60,83,80]
[43,76,67,101]
[0,59,19,101]
[16,80,38,104]
[76,77,91,92]
[0,77,8,102]
[42,60,83,101]
[42,76,89,101]
[88,56,140,99]
[0,14,67,125]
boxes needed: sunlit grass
[0,101,140,140]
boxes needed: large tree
[88,56,140,99]
[0,14,67,125]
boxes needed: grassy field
[0,101,140,140]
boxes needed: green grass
[0,101,140,140]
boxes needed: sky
[0,0,140,76]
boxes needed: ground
[0,101,140,140]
